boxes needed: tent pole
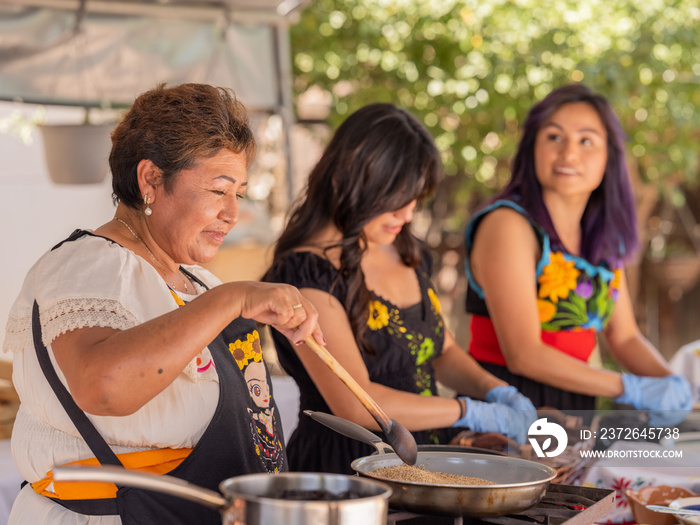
[272,23,297,205]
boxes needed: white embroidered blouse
[3,233,221,524]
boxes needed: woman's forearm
[54,281,318,416]
[433,339,505,398]
[504,342,625,398]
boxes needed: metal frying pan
[305,411,556,517]
[352,451,556,516]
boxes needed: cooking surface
[387,483,616,525]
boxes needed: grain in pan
[372,464,497,485]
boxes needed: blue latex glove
[485,385,537,415]
[453,397,536,444]
[615,374,692,427]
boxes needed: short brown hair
[110,83,256,208]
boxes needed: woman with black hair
[264,103,536,475]
[464,84,692,424]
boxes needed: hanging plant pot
[646,256,700,293]
[38,123,114,184]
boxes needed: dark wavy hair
[110,83,256,209]
[493,83,639,265]
[265,103,442,355]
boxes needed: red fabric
[468,314,596,366]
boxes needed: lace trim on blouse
[4,297,139,354]
[4,296,215,383]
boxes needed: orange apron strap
[170,289,186,306]
[33,447,193,501]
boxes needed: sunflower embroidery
[538,252,580,303]
[230,330,263,370]
[537,253,620,331]
[367,300,390,330]
[364,285,444,404]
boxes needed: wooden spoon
[304,337,418,465]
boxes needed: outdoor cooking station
[387,484,616,525]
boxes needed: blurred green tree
[290,0,700,243]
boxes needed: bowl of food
[625,486,697,525]
[669,496,700,525]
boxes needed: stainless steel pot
[305,410,556,517]
[52,466,392,525]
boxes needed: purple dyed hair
[494,84,639,266]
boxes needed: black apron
[30,230,286,524]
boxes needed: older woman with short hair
[4,83,323,525]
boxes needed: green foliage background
[290,0,700,238]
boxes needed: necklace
[113,217,190,293]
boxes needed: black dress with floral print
[266,245,458,475]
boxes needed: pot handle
[304,410,394,454]
[53,465,228,510]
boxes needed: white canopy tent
[0,0,306,192]
[0,0,304,110]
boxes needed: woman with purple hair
[464,84,692,426]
